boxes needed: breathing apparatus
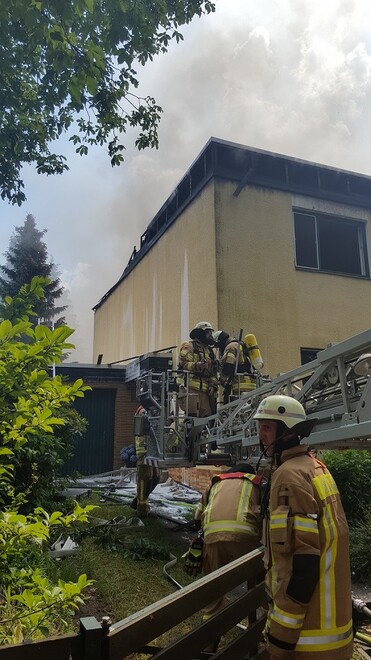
[190,321,215,346]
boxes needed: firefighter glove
[182,535,204,576]
[196,359,213,374]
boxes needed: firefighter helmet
[253,395,306,429]
[190,321,214,339]
[212,329,229,347]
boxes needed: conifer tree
[0,214,66,324]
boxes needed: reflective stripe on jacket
[177,339,218,391]
[263,445,353,660]
[220,339,256,392]
[196,472,261,544]
[231,375,256,394]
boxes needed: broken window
[294,211,369,277]
[300,347,322,365]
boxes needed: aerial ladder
[135,327,371,468]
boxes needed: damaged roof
[93,137,371,310]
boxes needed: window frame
[293,209,370,279]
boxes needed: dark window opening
[294,211,369,277]
[178,175,190,206]
[288,162,319,189]
[300,348,322,365]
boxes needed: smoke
[1,0,371,361]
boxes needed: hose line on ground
[162,553,183,589]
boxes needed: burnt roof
[94,137,371,310]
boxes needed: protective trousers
[180,389,215,417]
[202,539,260,617]
[136,461,160,518]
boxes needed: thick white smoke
[1,0,371,360]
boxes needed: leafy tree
[0,214,66,325]
[0,0,216,205]
[0,276,95,643]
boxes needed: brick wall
[113,381,138,469]
[168,465,229,493]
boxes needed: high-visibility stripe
[204,520,259,537]
[257,407,305,421]
[312,472,339,500]
[313,474,339,630]
[203,481,219,528]
[188,376,210,393]
[236,479,253,523]
[203,477,257,535]
[270,604,305,629]
[270,513,288,529]
[293,515,319,534]
[232,379,256,393]
[323,503,338,629]
[296,621,353,651]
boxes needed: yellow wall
[93,183,219,364]
[215,181,371,378]
[94,177,371,379]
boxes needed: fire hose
[162,552,183,589]
[353,598,371,648]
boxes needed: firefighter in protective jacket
[177,321,218,417]
[131,405,160,518]
[194,463,262,619]
[253,395,353,660]
[213,330,261,403]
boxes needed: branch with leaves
[0,0,215,204]
[0,277,95,644]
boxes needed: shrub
[321,449,371,522]
[0,277,95,643]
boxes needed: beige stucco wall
[214,180,371,378]
[94,176,371,378]
[93,182,219,364]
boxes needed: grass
[49,494,197,624]
[47,494,369,660]
[47,493,206,658]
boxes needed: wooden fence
[0,548,267,660]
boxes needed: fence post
[80,617,104,660]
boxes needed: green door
[61,388,116,476]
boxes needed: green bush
[349,506,371,583]
[0,277,95,644]
[321,449,371,522]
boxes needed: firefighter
[192,463,262,624]
[213,330,258,403]
[177,321,218,417]
[131,405,160,518]
[253,395,353,660]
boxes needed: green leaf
[83,0,94,12]
[86,76,98,96]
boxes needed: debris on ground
[68,470,201,525]
[50,535,79,559]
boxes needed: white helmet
[194,321,214,332]
[212,330,223,343]
[190,321,214,339]
[253,395,306,429]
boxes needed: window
[294,211,369,277]
[300,348,323,365]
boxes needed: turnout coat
[263,445,353,659]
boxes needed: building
[56,362,137,474]
[93,137,371,379]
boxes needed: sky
[1,0,371,362]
